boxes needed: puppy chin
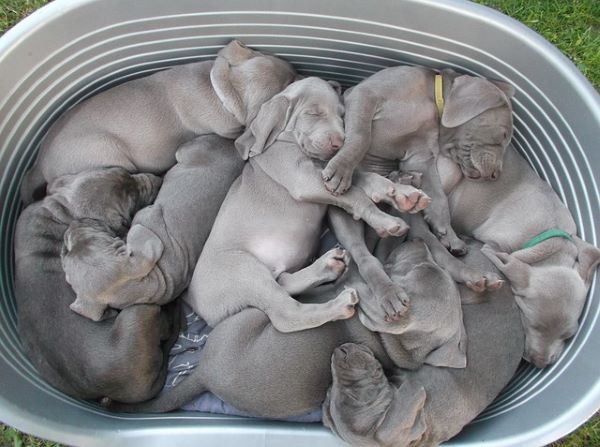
[302,142,336,161]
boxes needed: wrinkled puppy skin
[439,144,600,368]
[323,343,427,447]
[15,167,179,402]
[322,240,524,447]
[21,39,296,204]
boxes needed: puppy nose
[330,134,344,151]
[530,353,550,368]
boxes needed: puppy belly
[248,233,318,276]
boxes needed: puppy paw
[379,284,410,322]
[384,184,431,214]
[318,246,351,282]
[466,272,505,293]
[331,287,360,320]
[433,226,467,257]
[371,215,410,238]
[322,160,354,196]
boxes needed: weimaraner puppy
[14,168,181,402]
[112,236,474,418]
[322,241,524,447]
[21,40,296,203]
[185,77,428,333]
[60,135,245,321]
[322,66,515,254]
[438,144,600,368]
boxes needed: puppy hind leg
[263,286,359,333]
[403,157,467,256]
[277,246,351,295]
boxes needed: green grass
[0,0,49,34]
[0,425,61,447]
[476,0,600,88]
[0,1,598,446]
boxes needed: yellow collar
[435,74,444,118]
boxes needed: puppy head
[211,40,297,125]
[383,240,467,368]
[331,343,386,386]
[327,343,428,447]
[61,216,164,319]
[47,167,162,234]
[234,77,345,160]
[482,244,599,368]
[439,75,514,181]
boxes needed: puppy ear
[482,248,531,291]
[424,322,467,368]
[218,40,255,65]
[132,173,162,206]
[234,95,292,159]
[573,236,600,287]
[210,51,247,125]
[490,79,516,99]
[327,80,343,96]
[70,297,115,322]
[175,135,221,165]
[441,75,511,128]
[124,223,164,276]
[47,174,73,195]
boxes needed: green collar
[522,229,573,250]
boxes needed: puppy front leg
[322,90,378,195]
[353,170,431,214]
[328,207,410,325]
[402,156,467,256]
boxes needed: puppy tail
[106,367,209,413]
[20,165,46,205]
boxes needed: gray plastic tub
[0,0,599,445]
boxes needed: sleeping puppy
[186,76,428,333]
[320,67,514,329]
[438,144,600,367]
[21,39,296,203]
[322,66,515,254]
[60,135,245,321]
[323,241,524,447]
[14,167,180,402]
[110,231,471,414]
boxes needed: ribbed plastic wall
[0,1,598,446]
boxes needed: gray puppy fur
[21,40,296,203]
[328,206,503,333]
[438,144,600,368]
[323,241,524,447]
[322,66,515,255]
[14,168,180,402]
[112,231,470,414]
[185,77,423,333]
[320,67,513,330]
[60,135,245,321]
